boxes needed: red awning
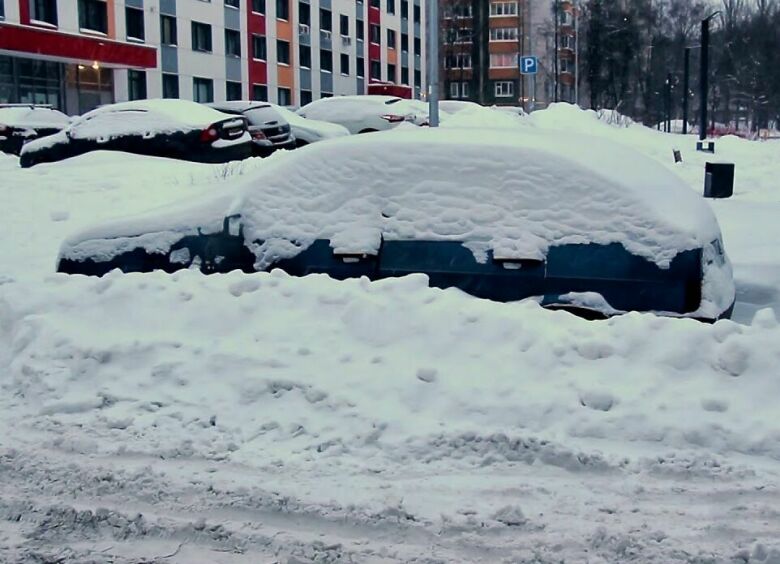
[0,23,156,68]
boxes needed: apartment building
[0,0,426,114]
[441,0,577,109]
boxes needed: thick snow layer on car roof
[0,107,70,128]
[64,126,721,268]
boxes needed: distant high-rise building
[440,0,578,109]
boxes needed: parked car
[20,99,251,168]
[56,128,735,322]
[207,101,296,156]
[0,104,70,155]
[297,95,429,134]
[439,100,484,114]
[267,103,350,146]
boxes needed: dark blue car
[57,128,736,321]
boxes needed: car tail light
[251,130,267,140]
[0,125,8,133]
[199,124,220,143]
[380,114,406,123]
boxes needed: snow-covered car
[207,101,296,157]
[268,103,350,146]
[439,100,484,114]
[0,104,70,155]
[19,99,252,168]
[297,95,429,134]
[56,128,735,321]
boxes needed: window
[0,1,4,19]
[401,66,409,84]
[446,4,472,18]
[450,82,459,99]
[387,29,396,49]
[31,0,58,26]
[193,77,214,103]
[449,27,471,43]
[192,22,212,52]
[369,24,380,44]
[299,2,310,25]
[356,56,365,77]
[320,9,332,31]
[490,1,518,16]
[226,81,242,100]
[253,35,267,60]
[462,82,470,98]
[79,0,108,33]
[162,73,179,98]
[356,20,364,40]
[561,34,574,50]
[495,80,514,97]
[413,4,420,22]
[489,53,517,68]
[252,0,265,13]
[370,60,381,80]
[401,0,408,19]
[489,27,518,41]
[320,49,332,72]
[253,83,268,101]
[413,36,420,53]
[299,45,311,68]
[340,14,349,36]
[321,92,333,98]
[277,40,290,64]
[225,29,241,57]
[387,0,395,14]
[125,7,144,41]
[446,53,472,68]
[278,87,291,106]
[276,0,289,20]
[401,33,408,52]
[387,63,396,81]
[560,10,573,26]
[225,0,240,7]
[370,0,380,6]
[127,70,147,101]
[160,15,177,45]
[300,90,312,105]
[559,57,573,74]
[340,53,349,75]
[414,69,421,86]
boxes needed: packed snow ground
[1,105,780,563]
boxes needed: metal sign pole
[428,0,440,127]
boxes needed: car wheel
[358,129,378,134]
[295,139,309,148]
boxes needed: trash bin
[704,162,735,198]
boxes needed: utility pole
[665,72,672,133]
[553,0,559,103]
[428,0,439,127]
[574,0,579,106]
[682,47,690,135]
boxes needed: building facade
[0,0,427,114]
[441,0,577,110]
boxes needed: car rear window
[243,107,283,126]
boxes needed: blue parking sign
[519,56,538,75]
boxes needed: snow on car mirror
[330,226,382,262]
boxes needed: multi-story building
[441,0,577,110]
[0,0,426,114]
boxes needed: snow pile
[440,105,528,129]
[269,103,350,139]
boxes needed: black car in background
[208,102,296,157]
[19,99,252,168]
[0,105,70,156]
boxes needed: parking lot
[2,103,780,563]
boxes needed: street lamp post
[683,46,690,135]
[698,11,720,151]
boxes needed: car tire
[295,139,309,148]
[358,129,378,134]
